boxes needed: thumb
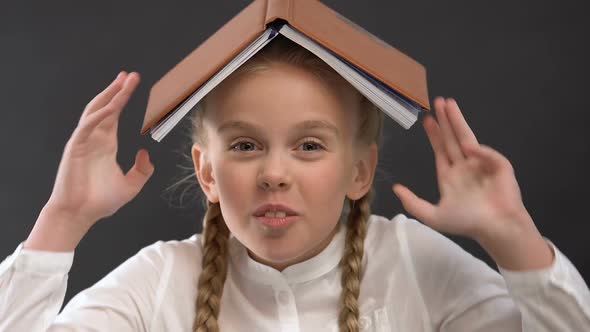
[392,184,436,225]
[124,149,155,195]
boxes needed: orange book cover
[141,0,430,136]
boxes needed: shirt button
[359,316,371,330]
[277,290,290,305]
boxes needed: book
[142,0,430,142]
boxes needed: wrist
[475,213,555,271]
[24,205,93,252]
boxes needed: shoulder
[103,234,206,307]
[366,212,433,238]
[136,233,205,276]
[365,213,490,273]
[86,234,205,289]
[366,214,509,313]
[57,234,206,329]
[365,213,441,253]
[369,214,505,290]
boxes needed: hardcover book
[142,0,430,142]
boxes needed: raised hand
[392,97,553,270]
[26,71,155,251]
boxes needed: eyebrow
[217,119,340,137]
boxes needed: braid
[194,201,230,332]
[338,189,373,332]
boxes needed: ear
[346,143,378,201]
[191,143,219,203]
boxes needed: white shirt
[1,214,589,332]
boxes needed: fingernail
[116,71,125,80]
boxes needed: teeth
[264,211,287,218]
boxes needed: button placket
[277,290,290,305]
[274,287,299,331]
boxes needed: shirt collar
[228,223,346,286]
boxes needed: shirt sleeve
[0,239,167,332]
[0,241,74,331]
[498,239,590,331]
[400,216,590,332]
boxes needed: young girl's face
[192,63,376,271]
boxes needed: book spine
[265,0,291,25]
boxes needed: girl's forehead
[206,64,360,128]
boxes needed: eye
[229,139,325,153]
[230,140,259,152]
[299,139,325,152]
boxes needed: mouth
[254,214,298,229]
[253,203,298,218]
[252,203,299,229]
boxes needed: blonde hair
[190,35,384,332]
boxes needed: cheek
[214,160,255,206]
[301,162,347,193]
[297,157,351,216]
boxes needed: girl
[0,35,589,332]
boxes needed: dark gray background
[1,0,588,308]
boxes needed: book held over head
[142,0,431,142]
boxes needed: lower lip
[255,215,298,228]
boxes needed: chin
[254,238,301,260]
[247,236,308,268]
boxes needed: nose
[257,152,291,192]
